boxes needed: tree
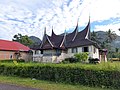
[91,31,101,44]
[91,31,97,41]
[101,42,107,49]
[12,33,33,46]
[91,31,105,49]
[106,29,117,43]
[105,29,117,59]
[115,48,119,53]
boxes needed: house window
[41,50,43,54]
[82,47,89,52]
[72,47,78,53]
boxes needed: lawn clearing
[0,75,115,90]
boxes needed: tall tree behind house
[12,33,33,46]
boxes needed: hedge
[61,58,79,63]
[0,63,120,89]
[0,59,25,63]
[88,58,100,64]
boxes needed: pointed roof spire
[52,26,53,32]
[46,35,54,47]
[77,18,79,25]
[64,29,67,46]
[51,26,56,36]
[85,16,91,39]
[64,29,67,35]
[40,27,47,48]
[72,19,79,41]
[44,27,46,35]
[88,14,90,27]
[60,29,67,48]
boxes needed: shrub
[0,59,25,63]
[74,52,89,62]
[0,59,14,63]
[62,58,78,63]
[88,58,100,64]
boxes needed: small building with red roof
[0,39,31,61]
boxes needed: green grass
[0,75,116,90]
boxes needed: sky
[0,0,120,40]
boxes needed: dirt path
[0,83,40,90]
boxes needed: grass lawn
[0,75,116,90]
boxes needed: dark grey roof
[39,19,100,50]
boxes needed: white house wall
[88,46,93,58]
[32,50,41,55]
[92,46,99,59]
[68,48,71,53]
[89,45,99,59]
[67,45,99,59]
[32,45,99,62]
[43,50,56,55]
[78,47,82,52]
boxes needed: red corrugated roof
[0,39,30,51]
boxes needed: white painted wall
[32,50,41,55]
[43,50,56,55]
[68,47,82,53]
[67,45,99,59]
[32,45,100,62]
[68,48,71,53]
[93,47,99,59]
[89,45,99,59]
[78,47,82,52]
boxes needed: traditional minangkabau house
[0,39,32,61]
[33,19,105,63]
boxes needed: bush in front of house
[74,52,89,62]
[62,58,79,63]
[0,63,120,89]
[88,58,100,64]
[62,52,89,64]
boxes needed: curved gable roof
[66,24,78,43]
[75,20,90,41]
[50,30,64,48]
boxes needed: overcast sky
[0,0,120,40]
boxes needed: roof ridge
[86,38,96,43]
[85,17,90,39]
[51,27,57,36]
[60,32,66,47]
[46,35,54,47]
[72,23,78,41]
